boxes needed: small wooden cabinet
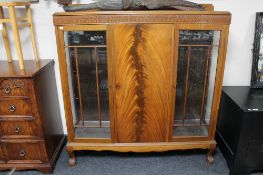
[53,8,231,166]
[0,60,65,173]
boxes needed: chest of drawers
[0,60,65,173]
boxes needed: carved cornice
[54,13,231,25]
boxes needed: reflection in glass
[173,30,220,137]
[67,31,106,46]
[65,31,110,138]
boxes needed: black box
[216,86,263,175]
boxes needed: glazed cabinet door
[171,24,228,140]
[57,25,114,142]
[112,24,175,143]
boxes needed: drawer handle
[9,104,16,112]
[15,126,22,133]
[19,150,26,157]
[14,80,25,89]
[4,85,11,94]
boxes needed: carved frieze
[54,13,231,25]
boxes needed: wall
[0,0,262,133]
[195,0,263,86]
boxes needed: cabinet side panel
[113,24,173,142]
[216,91,243,157]
[34,62,65,161]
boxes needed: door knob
[115,84,121,89]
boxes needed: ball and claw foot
[66,147,76,167]
[207,144,216,164]
[68,157,76,167]
[207,154,214,164]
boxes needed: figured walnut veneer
[113,24,174,143]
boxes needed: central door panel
[113,24,174,143]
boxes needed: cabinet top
[0,59,54,78]
[54,10,231,16]
[53,10,231,26]
[223,86,263,112]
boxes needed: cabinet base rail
[66,140,216,166]
[0,163,54,174]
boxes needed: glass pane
[175,46,188,119]
[97,48,110,124]
[67,31,106,46]
[173,30,220,137]
[65,30,110,139]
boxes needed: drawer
[0,98,32,116]
[0,119,40,138]
[1,140,48,163]
[0,79,30,97]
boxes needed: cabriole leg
[207,144,216,164]
[66,146,76,167]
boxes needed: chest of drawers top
[0,59,53,78]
